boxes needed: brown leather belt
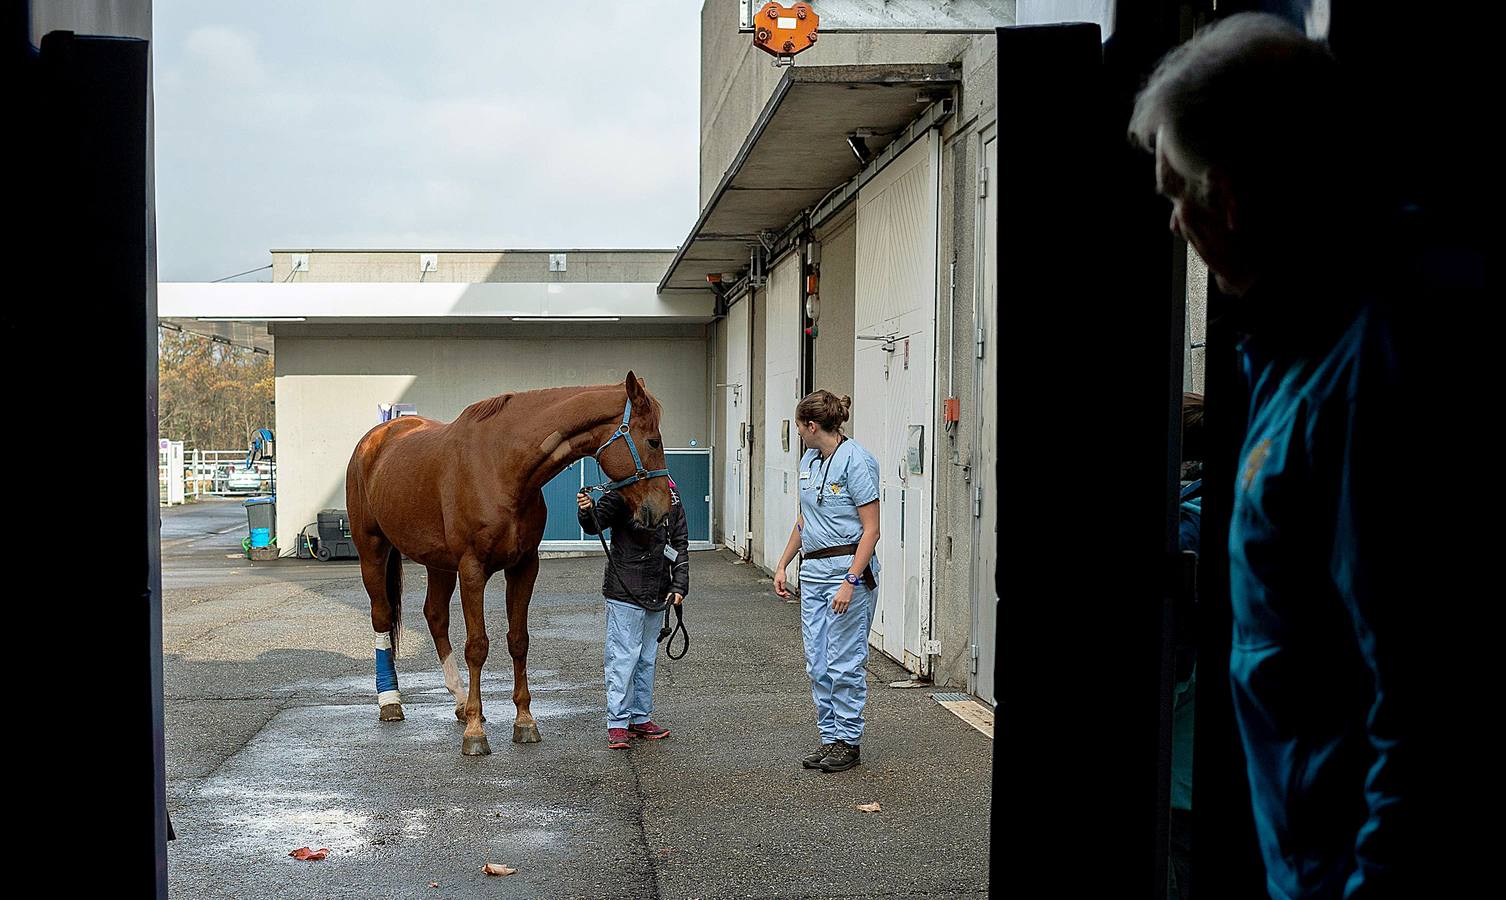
[801,543,876,589]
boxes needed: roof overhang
[659,63,958,295]
[159,281,715,350]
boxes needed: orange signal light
[753,2,819,60]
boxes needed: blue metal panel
[540,451,711,546]
[667,452,712,542]
[541,461,584,541]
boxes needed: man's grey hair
[1129,13,1346,204]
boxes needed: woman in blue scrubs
[773,391,881,773]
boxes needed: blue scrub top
[798,438,881,574]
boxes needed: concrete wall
[272,325,710,547]
[1185,247,1208,394]
[812,209,857,402]
[31,2,151,43]
[271,250,675,284]
[698,0,990,207]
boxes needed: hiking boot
[607,727,631,749]
[801,743,835,769]
[817,740,861,772]
[628,721,671,740]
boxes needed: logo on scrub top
[828,482,843,495]
[1241,438,1272,492]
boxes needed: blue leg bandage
[375,631,401,706]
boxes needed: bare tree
[158,329,273,450]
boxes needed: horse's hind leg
[422,566,473,721]
[504,552,542,743]
[359,540,405,722]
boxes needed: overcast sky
[153,1,702,282]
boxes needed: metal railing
[160,448,274,502]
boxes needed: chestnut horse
[345,373,673,755]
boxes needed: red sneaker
[607,728,631,749]
[628,721,671,740]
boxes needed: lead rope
[660,602,688,660]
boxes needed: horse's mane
[459,393,515,422]
[457,383,646,426]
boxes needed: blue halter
[586,398,670,493]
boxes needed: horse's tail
[384,545,403,655]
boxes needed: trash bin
[244,495,276,548]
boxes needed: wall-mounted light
[847,133,872,165]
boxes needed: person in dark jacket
[578,482,689,749]
[1132,13,1483,898]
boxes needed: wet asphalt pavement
[163,499,992,899]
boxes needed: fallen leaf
[482,863,517,877]
[857,802,882,813]
[289,847,330,860]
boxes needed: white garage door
[721,298,751,557]
[763,254,803,589]
[853,132,939,675]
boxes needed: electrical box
[315,509,359,561]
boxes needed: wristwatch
[843,572,862,586]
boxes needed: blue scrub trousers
[799,557,876,745]
[604,598,661,729]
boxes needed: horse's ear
[624,371,648,411]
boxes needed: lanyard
[811,436,846,506]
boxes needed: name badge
[663,546,679,562]
[800,471,812,481]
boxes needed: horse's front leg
[504,552,541,743]
[458,555,492,756]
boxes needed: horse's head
[600,371,673,529]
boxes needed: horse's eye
[648,439,661,450]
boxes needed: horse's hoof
[462,734,492,756]
[454,708,486,723]
[379,703,405,722]
[513,722,542,744]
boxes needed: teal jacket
[1227,247,1461,898]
